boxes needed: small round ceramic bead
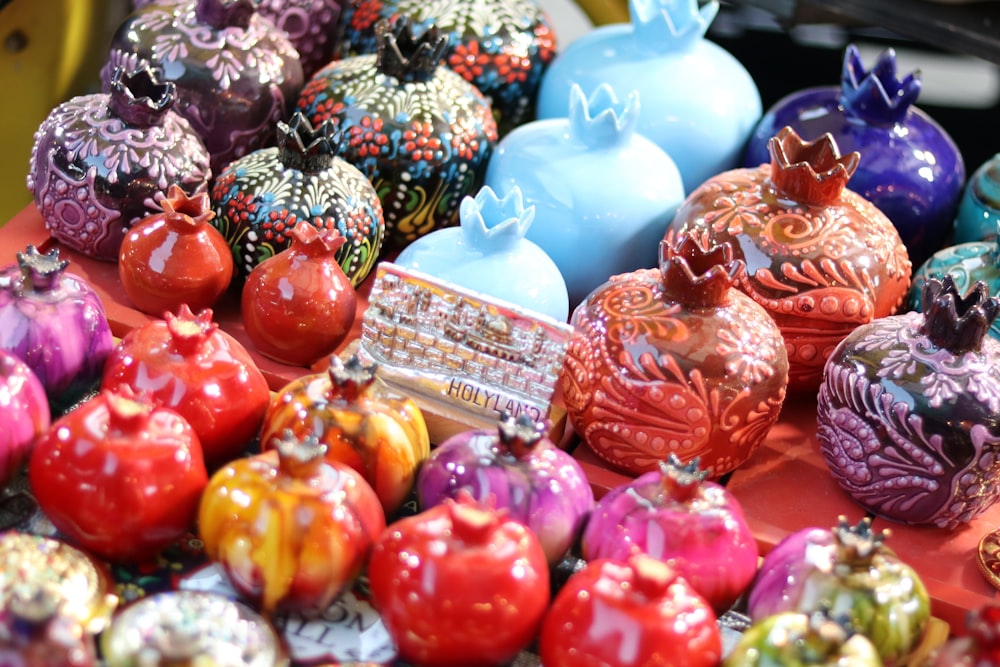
[27,65,211,261]
[102,0,304,175]
[211,113,385,285]
[339,0,558,136]
[296,17,498,249]
[486,83,685,309]
[666,126,912,390]
[818,276,1000,529]
[743,44,965,267]
[560,235,789,477]
[394,184,569,321]
[954,153,1000,245]
[536,0,761,193]
[119,185,234,316]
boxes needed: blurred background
[0,0,996,223]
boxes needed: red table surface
[4,203,998,635]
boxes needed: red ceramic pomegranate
[241,221,358,367]
[665,126,912,390]
[560,235,788,478]
[119,185,234,316]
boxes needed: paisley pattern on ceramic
[296,26,498,248]
[954,153,1000,245]
[102,0,304,175]
[339,0,556,136]
[561,261,788,477]
[27,70,210,261]
[818,312,1000,529]
[210,145,384,285]
[258,0,346,78]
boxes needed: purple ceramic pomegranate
[818,275,1000,529]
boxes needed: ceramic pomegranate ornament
[211,112,384,285]
[417,412,594,564]
[485,83,685,308]
[368,494,550,667]
[536,0,761,193]
[197,430,386,615]
[954,152,1000,245]
[748,517,930,667]
[925,603,1000,667]
[818,276,1000,529]
[259,354,430,518]
[561,234,788,477]
[118,184,234,316]
[666,125,912,390]
[258,0,347,78]
[581,455,759,614]
[725,610,883,667]
[101,305,271,469]
[296,17,498,248]
[27,64,211,261]
[102,0,305,175]
[743,45,965,267]
[0,246,114,407]
[338,0,557,136]
[242,220,358,367]
[0,349,50,487]
[394,184,569,321]
[540,554,722,667]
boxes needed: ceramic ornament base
[350,262,573,444]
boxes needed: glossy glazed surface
[368,499,550,667]
[540,555,722,667]
[101,0,304,175]
[296,19,498,248]
[417,414,594,563]
[28,390,208,563]
[339,0,557,136]
[198,438,386,615]
[581,460,759,613]
[743,45,965,267]
[395,185,569,321]
[27,66,210,261]
[260,356,430,518]
[258,0,346,78]
[242,222,358,366]
[561,237,789,477]
[666,127,912,390]
[954,153,1000,245]
[118,185,234,316]
[101,305,270,469]
[724,611,883,667]
[536,0,761,193]
[0,349,50,486]
[818,279,1000,529]
[486,84,684,308]
[0,246,114,405]
[211,113,385,284]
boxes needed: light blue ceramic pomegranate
[394,184,569,322]
[486,83,684,308]
[534,0,760,193]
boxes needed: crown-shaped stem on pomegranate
[104,387,155,434]
[458,185,535,251]
[107,65,176,128]
[286,219,347,257]
[767,126,860,207]
[374,17,448,83]
[497,411,549,460]
[161,184,215,229]
[629,0,718,53]
[659,233,742,307]
[840,44,921,126]
[804,608,853,656]
[16,245,68,293]
[832,516,887,569]
[657,454,708,503]
[278,113,343,173]
[327,353,378,401]
[165,305,218,356]
[568,83,639,149]
[195,0,256,30]
[921,275,999,354]
[273,428,329,478]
